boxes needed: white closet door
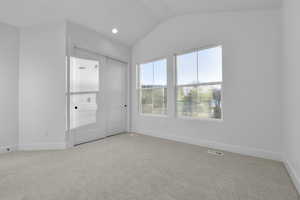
[105,59,127,136]
[67,48,127,145]
[69,54,106,145]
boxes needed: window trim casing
[137,57,168,117]
[174,45,224,121]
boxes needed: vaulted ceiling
[0,0,281,46]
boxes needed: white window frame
[174,45,223,121]
[137,57,168,117]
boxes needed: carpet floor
[0,133,299,200]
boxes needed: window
[138,59,167,115]
[176,46,222,119]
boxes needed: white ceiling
[0,0,281,46]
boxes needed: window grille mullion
[196,50,199,84]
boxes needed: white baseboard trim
[132,130,282,161]
[0,145,18,153]
[18,142,67,151]
[284,160,300,195]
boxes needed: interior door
[69,52,106,145]
[105,59,127,136]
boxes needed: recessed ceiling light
[112,28,118,34]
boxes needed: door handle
[74,106,78,110]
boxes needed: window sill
[139,113,168,118]
[138,113,223,122]
[176,116,223,122]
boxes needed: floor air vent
[208,149,224,156]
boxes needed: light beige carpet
[0,133,299,200]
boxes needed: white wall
[131,10,282,160]
[282,0,300,193]
[0,22,19,152]
[67,22,131,63]
[19,22,67,150]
